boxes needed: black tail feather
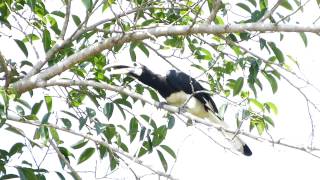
[243,144,252,156]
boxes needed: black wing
[166,70,219,113]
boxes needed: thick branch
[11,23,320,93]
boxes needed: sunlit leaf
[280,0,293,10]
[249,98,264,110]
[44,96,52,112]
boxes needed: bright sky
[1,1,320,180]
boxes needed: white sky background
[1,1,320,180]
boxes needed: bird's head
[106,62,144,78]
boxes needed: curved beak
[105,63,135,75]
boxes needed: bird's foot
[157,101,167,109]
[178,105,188,114]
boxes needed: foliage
[0,0,316,179]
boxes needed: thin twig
[7,114,178,180]
[59,0,72,40]
[259,0,283,22]
[206,0,222,24]
[49,139,82,180]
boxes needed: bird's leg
[157,101,167,109]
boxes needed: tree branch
[6,113,178,180]
[49,139,82,180]
[59,0,71,40]
[206,0,222,24]
[34,79,320,157]
[11,23,320,93]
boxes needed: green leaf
[299,32,307,47]
[16,105,25,116]
[0,174,19,179]
[148,89,159,102]
[78,147,95,164]
[268,42,284,64]
[139,126,146,141]
[259,0,268,11]
[263,115,275,127]
[263,72,278,93]
[103,103,114,119]
[152,125,167,147]
[129,117,139,143]
[256,121,265,135]
[42,29,51,52]
[157,150,168,172]
[44,96,52,112]
[31,100,43,115]
[9,143,24,156]
[129,45,136,61]
[86,107,96,118]
[71,139,88,149]
[72,15,81,26]
[51,10,65,18]
[249,98,264,110]
[61,118,72,129]
[81,0,93,10]
[265,102,278,114]
[41,112,51,124]
[138,43,149,57]
[14,39,28,57]
[236,3,251,13]
[79,117,87,130]
[280,0,293,10]
[167,114,175,129]
[233,77,244,96]
[160,145,176,159]
[248,0,257,7]
[98,145,107,159]
[317,0,320,6]
[17,167,37,180]
[50,127,61,144]
[103,124,116,142]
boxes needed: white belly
[166,91,209,118]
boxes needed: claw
[178,105,188,114]
[158,101,167,109]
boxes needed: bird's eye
[133,62,137,66]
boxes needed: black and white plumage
[108,62,252,156]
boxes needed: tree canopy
[0,0,320,179]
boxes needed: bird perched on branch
[107,62,252,156]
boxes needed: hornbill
[107,62,252,156]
